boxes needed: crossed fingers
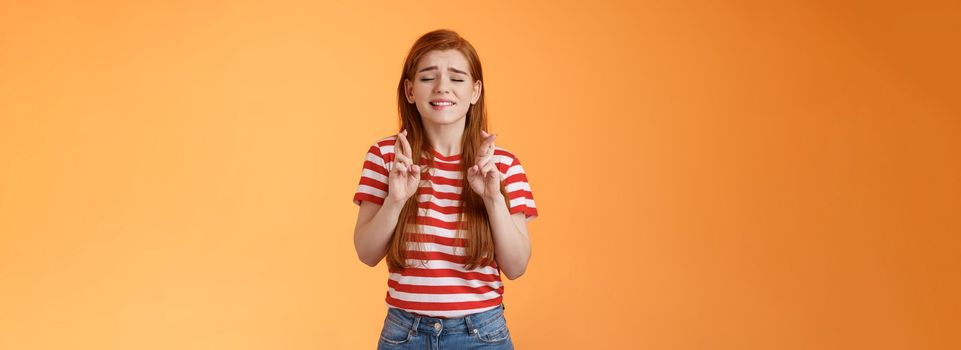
[472,130,498,179]
[394,129,419,175]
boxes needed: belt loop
[464,312,476,335]
[411,316,421,336]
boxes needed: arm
[353,198,405,267]
[467,131,535,280]
[353,130,421,267]
[484,195,531,280]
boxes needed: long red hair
[386,29,509,272]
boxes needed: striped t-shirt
[352,135,538,318]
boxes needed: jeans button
[433,322,441,331]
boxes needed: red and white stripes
[353,136,538,318]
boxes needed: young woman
[352,29,538,349]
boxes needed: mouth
[428,101,456,110]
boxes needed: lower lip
[430,103,455,110]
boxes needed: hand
[467,130,503,200]
[386,129,421,204]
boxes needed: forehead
[416,49,470,72]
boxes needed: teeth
[430,101,454,106]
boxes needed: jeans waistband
[386,304,506,335]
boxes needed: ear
[472,80,483,104]
[404,78,415,104]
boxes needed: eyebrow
[417,66,469,76]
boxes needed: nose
[433,78,451,94]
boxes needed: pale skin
[353,49,531,280]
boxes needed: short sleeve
[352,142,390,206]
[501,154,539,222]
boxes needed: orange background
[1,1,959,349]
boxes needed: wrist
[383,196,408,210]
[482,193,505,204]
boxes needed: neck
[423,118,466,156]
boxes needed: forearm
[483,194,531,279]
[354,199,405,267]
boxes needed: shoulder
[367,135,401,157]
[491,146,529,178]
[492,146,522,166]
[372,135,400,149]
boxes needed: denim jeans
[377,303,514,349]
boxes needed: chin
[419,110,468,126]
